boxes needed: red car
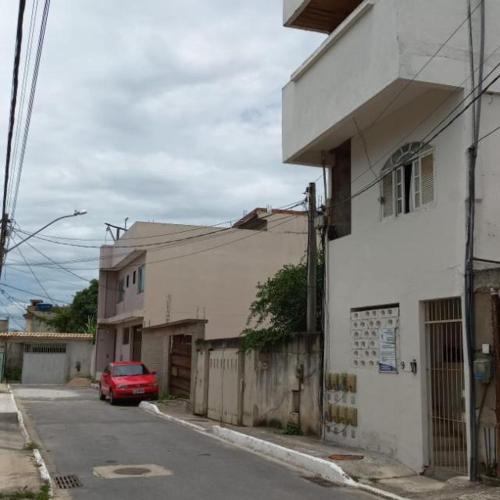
[99,361,159,405]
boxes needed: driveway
[13,385,376,500]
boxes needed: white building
[283,0,500,476]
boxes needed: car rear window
[112,364,149,376]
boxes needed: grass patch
[283,422,303,436]
[157,393,177,403]
[23,441,39,451]
[0,483,50,500]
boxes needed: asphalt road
[13,386,376,500]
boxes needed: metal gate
[207,348,241,425]
[22,343,69,384]
[425,298,467,473]
[169,335,191,398]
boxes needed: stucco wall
[195,334,321,435]
[325,89,469,472]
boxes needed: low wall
[194,333,322,435]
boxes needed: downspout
[465,0,485,481]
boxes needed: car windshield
[111,364,149,377]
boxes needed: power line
[12,235,54,301]
[11,198,306,243]
[1,0,27,279]
[350,37,500,187]
[7,0,39,214]
[11,201,307,262]
[10,0,51,221]
[478,124,500,144]
[0,282,68,305]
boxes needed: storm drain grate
[54,474,82,489]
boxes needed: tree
[242,258,323,351]
[47,279,98,335]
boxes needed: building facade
[95,209,308,400]
[283,0,500,475]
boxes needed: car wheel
[99,384,106,401]
[109,390,117,406]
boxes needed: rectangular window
[118,278,125,303]
[126,274,130,288]
[137,265,145,294]
[395,167,404,215]
[133,270,136,285]
[123,328,129,345]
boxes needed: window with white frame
[381,142,434,217]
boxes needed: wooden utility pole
[307,182,317,334]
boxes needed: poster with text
[379,327,397,373]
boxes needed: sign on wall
[378,327,397,373]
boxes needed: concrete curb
[8,385,54,498]
[211,425,355,486]
[139,401,206,432]
[139,402,408,500]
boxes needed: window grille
[24,343,67,353]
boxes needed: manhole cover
[328,454,364,461]
[54,474,82,489]
[114,467,151,476]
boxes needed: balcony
[282,0,489,166]
[284,0,363,34]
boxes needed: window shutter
[421,154,434,205]
[382,171,393,217]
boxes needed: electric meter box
[474,355,492,384]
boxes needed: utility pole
[307,182,317,334]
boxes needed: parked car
[99,361,159,405]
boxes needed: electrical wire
[11,234,54,301]
[0,282,68,305]
[10,0,51,221]
[1,0,27,278]
[11,198,306,243]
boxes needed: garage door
[22,344,69,384]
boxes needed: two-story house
[95,208,307,401]
[283,0,500,477]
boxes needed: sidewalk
[0,384,49,499]
[146,399,500,500]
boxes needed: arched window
[381,142,434,217]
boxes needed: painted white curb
[8,385,54,497]
[212,425,354,486]
[139,401,205,432]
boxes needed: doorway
[425,298,467,473]
[132,326,142,361]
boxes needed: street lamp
[7,209,88,253]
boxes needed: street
[13,386,375,500]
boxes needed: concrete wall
[324,89,469,472]
[142,321,205,397]
[282,0,500,164]
[194,334,322,435]
[115,255,145,318]
[99,216,307,342]
[67,341,92,379]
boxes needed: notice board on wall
[378,327,397,373]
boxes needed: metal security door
[426,298,467,473]
[0,352,4,382]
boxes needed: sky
[0,1,323,328]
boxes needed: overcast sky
[0,1,323,328]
